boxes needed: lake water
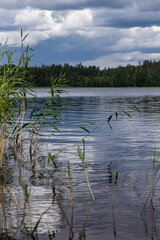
[1,88,160,240]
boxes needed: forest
[5,60,160,87]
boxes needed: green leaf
[48,153,59,171]
[108,115,113,123]
[21,28,23,38]
[83,120,96,125]
[31,204,53,236]
[115,112,118,120]
[22,33,29,42]
[19,171,30,203]
[77,145,84,162]
[133,104,141,113]
[122,109,132,118]
[68,161,71,178]
[31,217,41,236]
[79,126,90,133]
[16,123,30,133]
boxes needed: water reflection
[2,88,160,239]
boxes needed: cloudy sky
[1,0,160,68]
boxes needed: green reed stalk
[112,169,118,203]
[0,30,35,162]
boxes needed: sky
[1,0,160,69]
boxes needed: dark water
[1,88,160,240]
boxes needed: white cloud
[2,5,160,50]
[82,51,160,69]
[63,9,92,29]
[0,1,160,67]
[14,7,53,30]
[12,7,93,44]
[0,31,20,45]
[112,27,160,51]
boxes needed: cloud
[14,7,53,29]
[0,0,134,10]
[112,27,160,52]
[82,51,160,69]
[0,0,160,68]
[92,6,160,29]
[12,7,93,45]
[137,0,160,11]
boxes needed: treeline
[20,60,160,87]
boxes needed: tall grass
[0,31,68,238]
[0,30,66,165]
[0,30,33,163]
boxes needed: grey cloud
[0,0,160,69]
[0,0,134,10]
[93,7,160,29]
[137,0,160,11]
[0,0,159,30]
[83,0,133,9]
[0,8,16,27]
[106,15,160,28]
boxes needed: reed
[0,30,142,240]
[0,31,68,239]
[112,169,118,203]
[77,140,95,201]
[141,147,160,239]
[0,31,66,164]
[0,30,33,164]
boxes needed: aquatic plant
[141,147,160,239]
[142,146,160,207]
[0,30,66,163]
[112,169,118,202]
[0,30,142,240]
[77,140,95,201]
[0,30,67,238]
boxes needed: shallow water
[1,88,160,240]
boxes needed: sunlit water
[1,88,160,240]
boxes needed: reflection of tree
[141,201,160,240]
[141,152,160,240]
[78,200,94,240]
[112,202,117,239]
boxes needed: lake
[1,88,160,240]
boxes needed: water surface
[2,88,160,240]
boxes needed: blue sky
[1,0,160,68]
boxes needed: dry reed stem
[83,140,95,201]
[0,122,7,166]
[83,167,95,201]
[0,185,23,218]
[62,181,73,206]
[0,185,7,229]
[27,203,32,228]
